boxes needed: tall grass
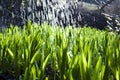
[0,21,120,80]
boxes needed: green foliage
[0,22,120,80]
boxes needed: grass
[0,21,120,80]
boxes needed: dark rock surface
[0,0,120,32]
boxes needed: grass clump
[0,21,120,80]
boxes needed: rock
[0,0,120,32]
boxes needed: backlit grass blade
[24,67,29,80]
[39,54,51,80]
[116,69,119,80]
[7,48,14,60]
[60,33,69,80]
[92,56,102,80]
[100,65,105,80]
[30,50,40,65]
[42,54,51,70]
[30,65,36,80]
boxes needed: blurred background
[0,0,120,31]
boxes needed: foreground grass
[0,21,120,80]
